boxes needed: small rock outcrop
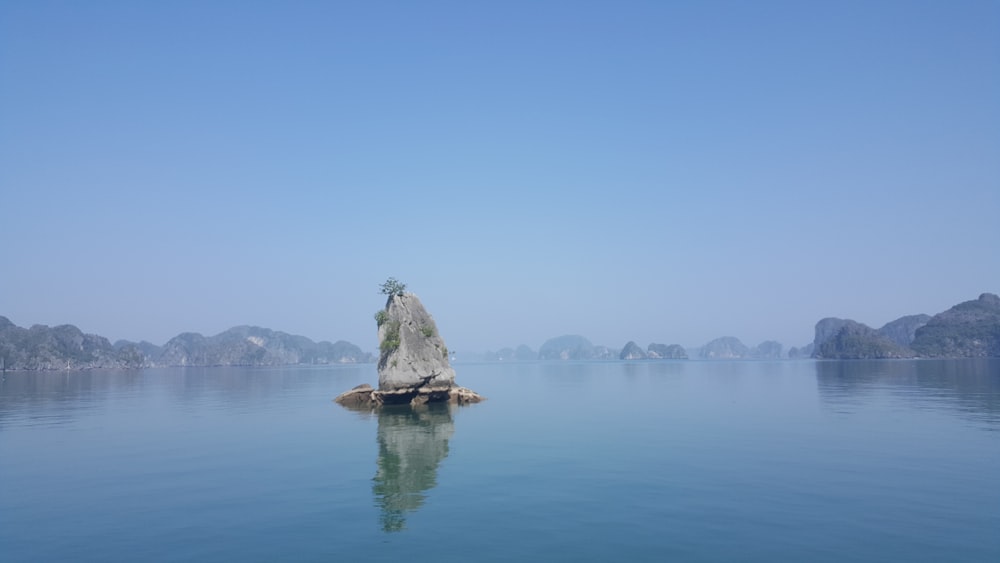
[619,341,647,360]
[376,293,455,392]
[335,290,484,408]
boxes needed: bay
[0,360,997,562]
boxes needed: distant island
[3,292,997,370]
[0,317,372,371]
[812,293,1000,359]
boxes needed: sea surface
[1,360,998,562]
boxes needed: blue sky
[1,0,997,355]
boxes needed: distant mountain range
[478,293,1000,362]
[4,292,996,370]
[812,293,1000,359]
[0,318,372,371]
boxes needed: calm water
[1,360,998,562]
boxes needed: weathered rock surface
[647,343,688,359]
[619,341,647,360]
[335,292,484,408]
[377,293,455,391]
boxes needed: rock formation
[699,336,749,359]
[0,318,143,370]
[0,316,372,371]
[514,345,537,360]
[814,320,915,359]
[813,318,852,353]
[877,314,931,348]
[619,341,647,360]
[156,326,371,366]
[647,343,688,359]
[538,335,596,360]
[809,293,1000,358]
[788,343,814,358]
[911,293,1000,357]
[335,291,484,407]
[750,340,783,359]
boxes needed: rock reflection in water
[372,403,455,532]
[815,358,1000,426]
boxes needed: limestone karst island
[335,278,484,408]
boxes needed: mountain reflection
[372,403,455,532]
[815,358,1000,426]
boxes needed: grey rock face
[877,314,931,347]
[377,294,456,391]
[619,341,647,360]
[647,343,688,359]
[336,292,483,408]
[813,318,852,354]
[699,337,749,359]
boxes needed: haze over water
[1,360,997,562]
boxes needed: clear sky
[1,0,997,355]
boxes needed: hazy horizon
[2,2,997,355]
[0,289,992,356]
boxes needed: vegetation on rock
[379,277,407,297]
[380,320,401,353]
